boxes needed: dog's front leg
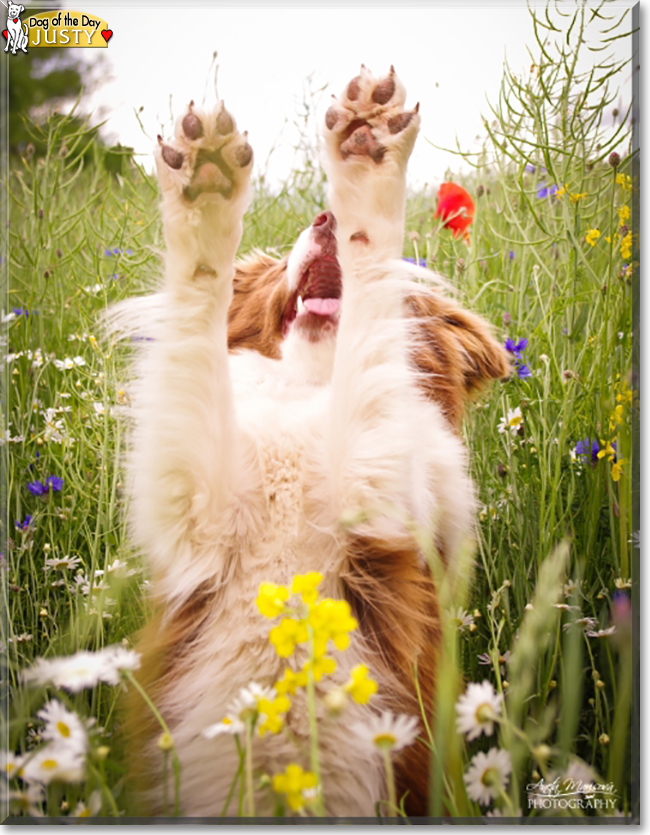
[322,68,427,528]
[129,103,253,593]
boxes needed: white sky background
[66,1,635,189]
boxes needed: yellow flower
[258,694,291,736]
[585,228,601,247]
[303,656,337,682]
[308,598,358,657]
[272,764,318,812]
[597,441,616,462]
[611,459,627,483]
[609,404,624,432]
[256,583,289,619]
[616,383,633,407]
[615,173,632,190]
[269,618,309,657]
[569,192,587,203]
[618,204,630,224]
[344,664,378,704]
[291,572,323,606]
[555,184,568,199]
[620,231,632,260]
[275,667,308,696]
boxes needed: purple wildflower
[575,438,600,464]
[403,257,427,267]
[524,164,536,173]
[517,363,532,379]
[46,476,64,492]
[509,250,515,260]
[12,307,28,318]
[504,337,528,358]
[27,476,63,495]
[15,514,32,531]
[28,481,47,496]
[536,184,558,199]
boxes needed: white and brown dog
[5,3,28,54]
[116,68,508,817]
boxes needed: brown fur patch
[227,253,291,358]
[342,534,439,817]
[121,585,216,811]
[226,253,510,429]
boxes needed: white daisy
[498,407,523,435]
[586,626,616,638]
[456,681,503,740]
[37,701,89,753]
[72,789,102,818]
[352,711,420,753]
[204,682,275,738]
[20,744,85,785]
[450,607,475,633]
[464,748,512,806]
[0,750,24,779]
[43,555,82,571]
[22,645,141,692]
[203,716,246,738]
[9,784,45,817]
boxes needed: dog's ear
[19,4,25,12]
[406,290,511,429]
[227,252,291,358]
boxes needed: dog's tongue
[303,298,340,316]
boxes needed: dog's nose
[312,211,336,234]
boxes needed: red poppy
[435,182,475,240]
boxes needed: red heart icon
[2,30,7,39]
[101,29,112,42]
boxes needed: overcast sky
[50,1,635,187]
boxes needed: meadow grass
[2,1,636,820]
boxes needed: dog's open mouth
[283,256,343,339]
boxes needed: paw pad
[157,103,253,202]
[325,66,419,165]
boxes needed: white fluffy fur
[115,83,475,817]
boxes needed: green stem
[306,627,325,816]
[382,748,397,818]
[245,722,256,818]
[124,671,181,816]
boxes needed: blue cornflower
[575,438,600,464]
[517,363,532,379]
[46,476,63,492]
[504,337,528,358]
[12,307,28,318]
[402,257,428,267]
[536,184,558,199]
[27,476,63,495]
[15,514,32,531]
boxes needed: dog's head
[8,4,24,18]
[228,213,509,425]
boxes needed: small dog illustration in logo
[5,3,28,55]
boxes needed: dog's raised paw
[156,101,253,203]
[324,66,420,165]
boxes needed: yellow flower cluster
[272,764,318,812]
[585,228,601,247]
[620,230,632,260]
[255,573,378,735]
[555,184,568,200]
[569,191,587,203]
[344,664,379,704]
[598,378,634,484]
[616,173,632,190]
[618,204,630,225]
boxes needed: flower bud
[157,731,174,751]
[608,151,620,169]
[476,184,485,197]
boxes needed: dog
[115,67,509,817]
[5,3,28,54]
